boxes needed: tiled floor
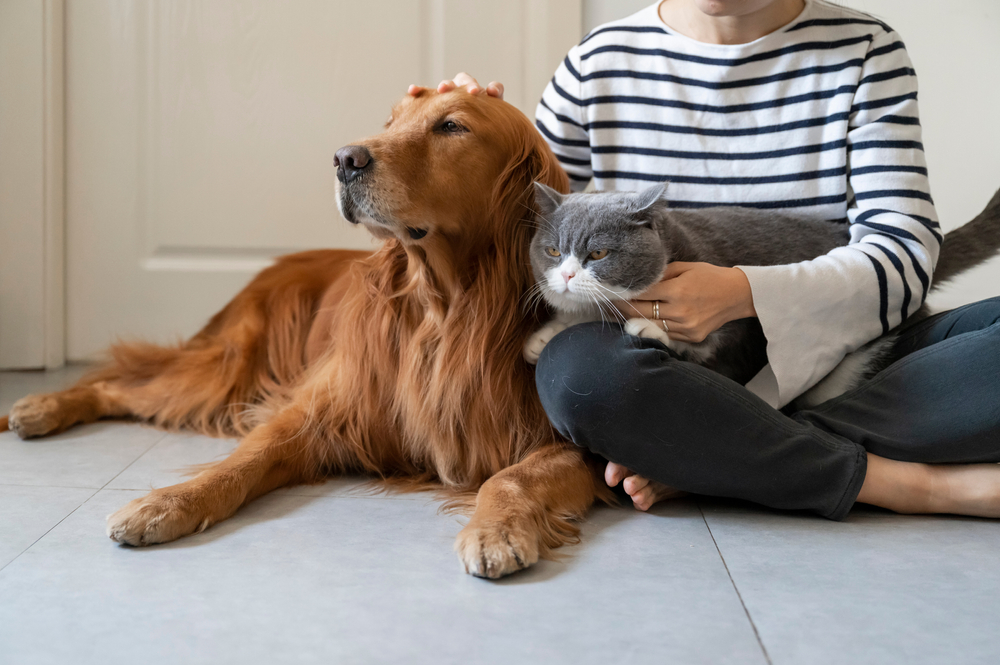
[1,368,998,664]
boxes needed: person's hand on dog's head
[408,72,504,100]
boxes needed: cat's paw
[624,318,671,345]
[523,322,568,364]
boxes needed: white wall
[582,0,1000,311]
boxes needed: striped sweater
[535,0,940,408]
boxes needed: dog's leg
[5,381,132,439]
[455,444,602,579]
[7,338,284,440]
[105,405,321,546]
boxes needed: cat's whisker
[593,284,645,322]
[593,292,628,327]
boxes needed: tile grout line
[0,483,104,489]
[97,430,172,490]
[698,501,774,665]
[0,431,169,575]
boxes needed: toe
[605,462,630,487]
[623,474,650,496]
[632,486,655,511]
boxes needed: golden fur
[1,88,609,578]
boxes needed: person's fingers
[605,461,630,487]
[612,299,645,320]
[623,474,650,496]
[486,81,504,99]
[407,84,426,97]
[666,331,696,342]
[663,261,696,279]
[452,72,483,94]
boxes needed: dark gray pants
[535,296,1000,520]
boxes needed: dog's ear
[533,181,565,218]
[634,182,669,213]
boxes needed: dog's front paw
[8,394,64,439]
[523,322,567,364]
[624,318,671,345]
[107,488,213,546]
[455,518,540,579]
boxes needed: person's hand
[614,262,756,343]
[605,462,686,511]
[407,72,504,99]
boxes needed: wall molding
[43,0,66,368]
[0,0,65,369]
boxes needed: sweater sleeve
[738,28,941,408]
[534,45,593,191]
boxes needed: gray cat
[525,181,1000,407]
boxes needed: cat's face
[529,183,670,315]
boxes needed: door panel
[66,0,581,360]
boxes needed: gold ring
[662,320,669,332]
[652,301,659,319]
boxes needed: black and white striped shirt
[536,0,940,407]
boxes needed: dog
[1,87,609,579]
[5,86,1000,578]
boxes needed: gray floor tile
[0,485,96,568]
[0,365,93,414]
[104,431,240,491]
[702,499,1000,665]
[106,430,427,500]
[0,490,765,665]
[0,422,165,488]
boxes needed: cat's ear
[633,182,669,213]
[533,181,565,218]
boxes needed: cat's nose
[561,270,576,283]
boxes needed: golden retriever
[1,87,609,579]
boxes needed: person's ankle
[921,463,950,514]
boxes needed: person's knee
[534,322,650,443]
[950,295,1000,329]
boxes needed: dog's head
[335,87,568,258]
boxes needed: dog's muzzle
[334,145,373,184]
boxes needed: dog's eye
[439,120,465,133]
[589,249,608,260]
[545,247,561,258]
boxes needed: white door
[65,0,582,360]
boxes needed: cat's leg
[624,317,671,345]
[624,318,724,367]
[523,321,569,364]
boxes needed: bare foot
[605,462,686,511]
[929,463,1000,517]
[859,454,1000,518]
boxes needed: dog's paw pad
[455,521,539,579]
[106,492,208,547]
[8,395,63,439]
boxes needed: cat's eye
[589,249,609,260]
[546,247,561,257]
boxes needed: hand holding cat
[619,262,757,343]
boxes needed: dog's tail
[933,188,1000,287]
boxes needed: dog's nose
[335,145,373,183]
